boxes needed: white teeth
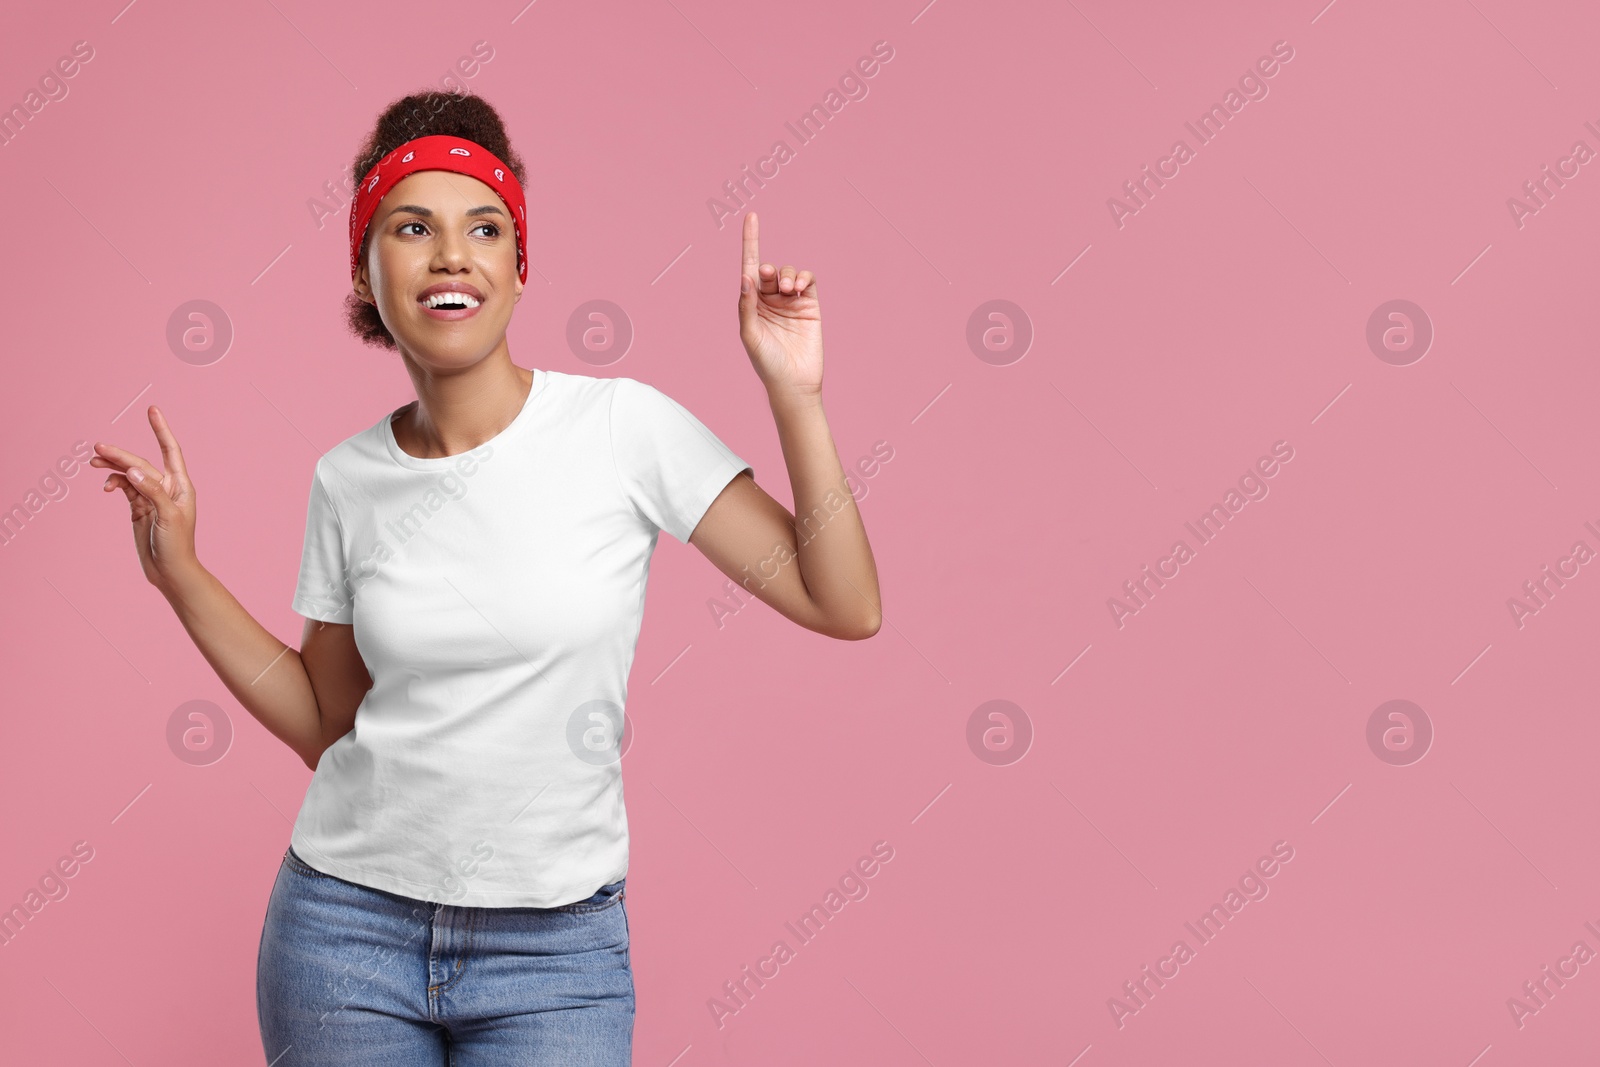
[422,292,481,308]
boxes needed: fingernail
[129,468,144,483]
[741,275,750,293]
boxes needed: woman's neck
[391,357,533,460]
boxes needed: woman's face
[355,169,523,366]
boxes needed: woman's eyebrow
[383,203,507,220]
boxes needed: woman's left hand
[736,212,822,401]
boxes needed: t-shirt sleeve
[290,460,354,624]
[609,376,753,544]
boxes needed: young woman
[91,91,881,1065]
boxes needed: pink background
[3,0,1598,1062]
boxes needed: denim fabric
[257,845,633,1065]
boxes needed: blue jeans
[257,845,634,1065]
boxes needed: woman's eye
[473,223,501,238]
[399,221,427,236]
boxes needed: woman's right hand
[91,405,200,594]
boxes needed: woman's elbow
[826,612,881,641]
[299,739,325,772]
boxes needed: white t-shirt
[287,367,752,907]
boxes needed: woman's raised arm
[92,405,368,770]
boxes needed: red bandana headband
[348,134,527,284]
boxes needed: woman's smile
[417,281,485,321]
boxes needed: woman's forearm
[158,562,324,764]
[767,387,882,638]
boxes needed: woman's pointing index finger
[148,405,189,481]
[742,211,759,287]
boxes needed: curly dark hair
[345,89,527,349]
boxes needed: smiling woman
[343,92,528,350]
[91,85,881,1067]
[353,161,523,368]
